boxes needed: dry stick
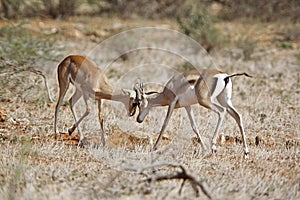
[27,67,54,102]
[136,163,212,199]
[0,57,53,102]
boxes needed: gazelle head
[121,89,138,117]
[133,81,150,123]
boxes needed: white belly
[177,86,198,107]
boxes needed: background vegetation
[1,0,300,22]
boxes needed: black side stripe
[145,91,159,95]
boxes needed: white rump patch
[211,74,228,103]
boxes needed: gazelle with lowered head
[54,55,138,146]
[134,68,251,157]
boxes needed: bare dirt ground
[0,17,299,199]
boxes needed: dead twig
[27,67,53,102]
[134,163,212,199]
[0,57,53,102]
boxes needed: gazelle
[54,55,138,146]
[134,69,251,157]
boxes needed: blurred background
[1,0,300,21]
[1,0,300,62]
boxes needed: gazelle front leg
[97,99,106,146]
[153,98,178,150]
[184,106,207,151]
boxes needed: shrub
[0,23,60,64]
[236,37,257,60]
[0,0,21,19]
[217,0,300,22]
[176,4,228,52]
[0,24,61,102]
[0,0,77,19]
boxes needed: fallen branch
[0,57,53,102]
[27,67,54,102]
[130,162,212,199]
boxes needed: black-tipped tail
[224,72,252,86]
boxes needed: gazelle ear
[139,80,144,92]
[122,89,130,95]
[122,89,135,98]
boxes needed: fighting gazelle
[54,55,138,146]
[134,68,251,157]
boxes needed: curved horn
[134,83,142,102]
[134,78,144,92]
[140,81,144,92]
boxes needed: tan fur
[136,69,249,157]
[54,55,137,146]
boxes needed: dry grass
[0,17,299,199]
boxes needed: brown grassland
[0,16,299,200]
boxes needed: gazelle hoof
[68,127,74,135]
[152,147,158,151]
[78,137,89,147]
[244,151,250,159]
[211,144,217,153]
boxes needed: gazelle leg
[54,80,69,139]
[68,95,91,141]
[185,106,206,151]
[153,98,178,150]
[98,99,106,146]
[210,103,226,153]
[68,89,82,135]
[226,102,249,156]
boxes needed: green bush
[0,0,77,19]
[236,37,257,60]
[176,4,228,52]
[0,23,60,65]
[218,0,300,22]
[0,23,61,102]
[278,41,293,49]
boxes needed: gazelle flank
[54,55,138,146]
[134,69,251,157]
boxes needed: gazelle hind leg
[217,89,249,157]
[226,102,249,156]
[210,103,226,153]
[68,89,82,135]
[197,97,226,153]
[98,99,105,146]
[184,106,207,151]
[196,76,226,153]
[54,79,69,139]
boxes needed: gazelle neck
[147,92,169,107]
[95,90,129,105]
